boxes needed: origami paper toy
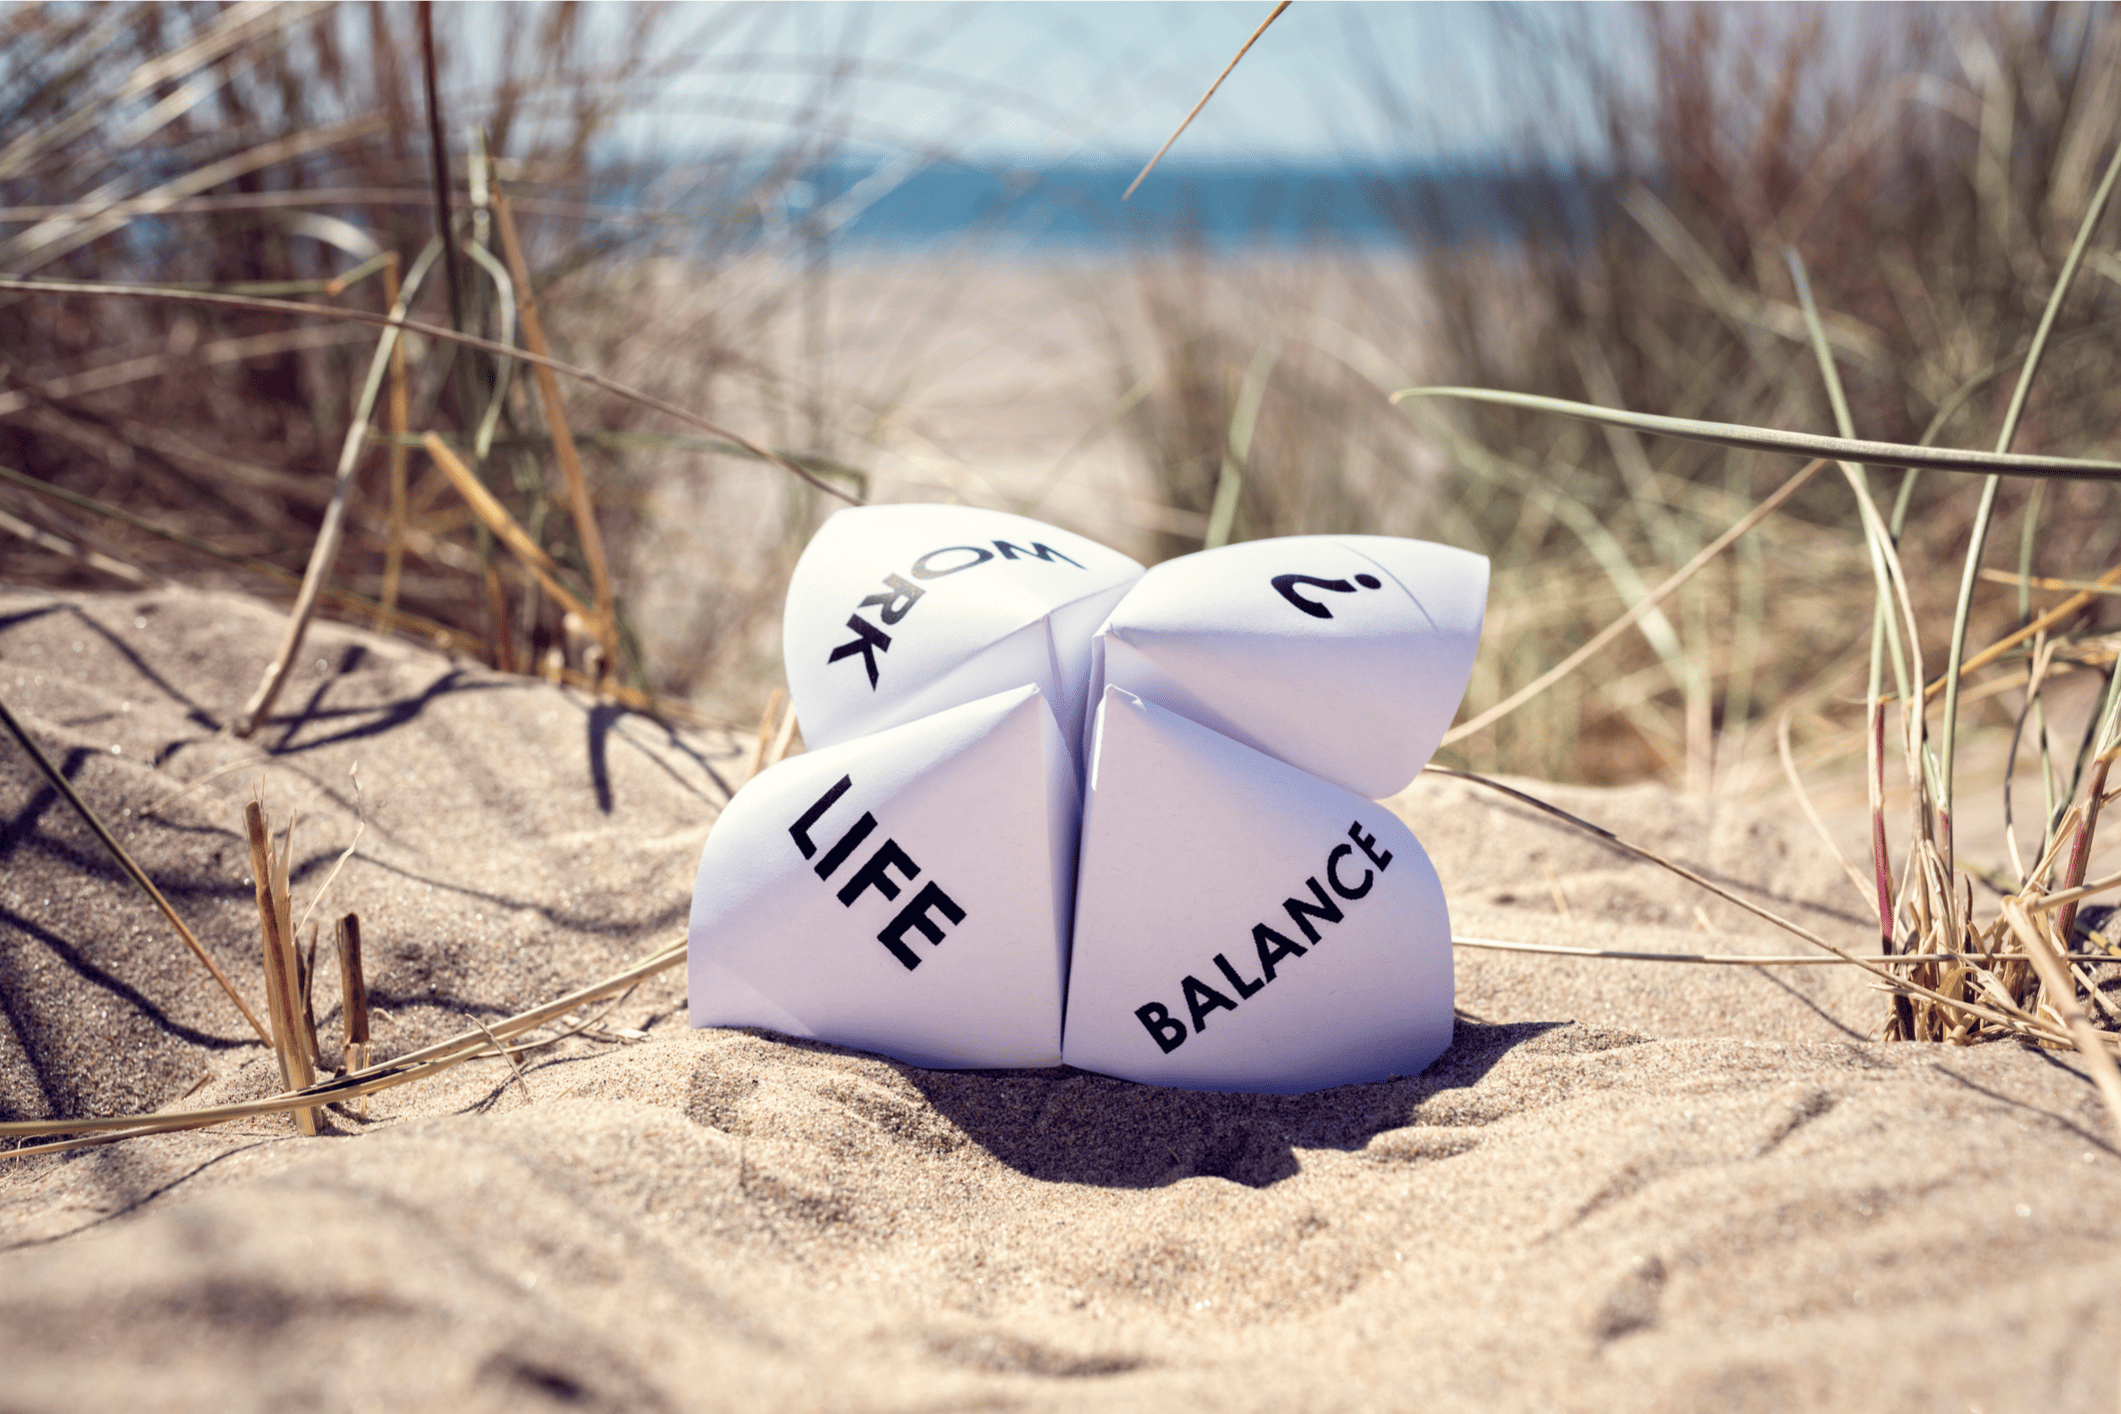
[1085,534,1489,799]
[692,505,1488,1093]
[1060,686,1455,1093]
[783,503,1144,759]
[687,684,1078,1070]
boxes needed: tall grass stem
[1937,139,2121,864]
[491,178,619,670]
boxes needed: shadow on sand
[701,1017,1569,1191]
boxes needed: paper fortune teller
[1062,686,1456,1093]
[692,504,1488,1092]
[688,685,1078,1070]
[783,503,1145,757]
[1086,534,1489,799]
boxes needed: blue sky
[460,2,1622,169]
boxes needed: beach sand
[3,584,2116,1411]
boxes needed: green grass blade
[1938,137,2121,859]
[1786,247,1913,706]
[1390,387,2121,481]
[1403,402,1691,682]
[1205,340,1281,549]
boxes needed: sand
[3,583,2118,1412]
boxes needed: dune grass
[1,1,2119,1164]
[1382,6,2121,1135]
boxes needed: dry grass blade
[0,324,363,419]
[2024,864,2121,916]
[368,938,685,1074]
[244,800,317,1135]
[474,1018,535,1105]
[0,189,678,225]
[1390,387,2121,480]
[1979,569,2121,598]
[0,2,303,180]
[230,244,440,736]
[0,693,270,1045]
[1936,139,2121,856]
[293,820,366,941]
[1868,698,1901,980]
[1918,560,2121,701]
[1450,936,2108,966]
[501,986,642,1057]
[1784,244,1912,958]
[1452,936,1828,965]
[0,940,687,1154]
[1775,710,1877,913]
[377,252,412,627]
[6,115,390,276]
[739,687,784,786]
[491,177,618,669]
[766,698,801,769]
[1123,1,1290,201]
[422,433,594,623]
[2001,899,2121,1144]
[2054,746,2117,945]
[0,277,860,503]
[296,920,325,1075]
[1442,456,1826,745]
[1428,766,1839,946]
[1425,765,2085,1046]
[417,1,466,356]
[272,810,316,1102]
[1,458,495,657]
[335,913,370,1077]
[0,504,155,586]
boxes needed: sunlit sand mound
[2,585,2115,1412]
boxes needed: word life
[789,774,966,970]
[828,539,1088,689]
[1134,820,1394,1053]
[1272,570,1385,620]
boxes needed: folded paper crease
[696,508,1489,1094]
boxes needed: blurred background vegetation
[2,1,2116,818]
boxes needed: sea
[622,158,1606,260]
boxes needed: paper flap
[783,504,1144,750]
[1096,535,1488,798]
[1063,687,1455,1094]
[690,684,1077,1069]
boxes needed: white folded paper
[1062,686,1455,1094]
[698,507,1482,1092]
[689,685,1078,1070]
[1086,535,1488,799]
[784,504,1144,758]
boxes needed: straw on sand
[0,938,686,1156]
[0,693,270,1046]
[336,912,371,1076]
[421,432,595,624]
[245,798,318,1135]
[490,175,619,672]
